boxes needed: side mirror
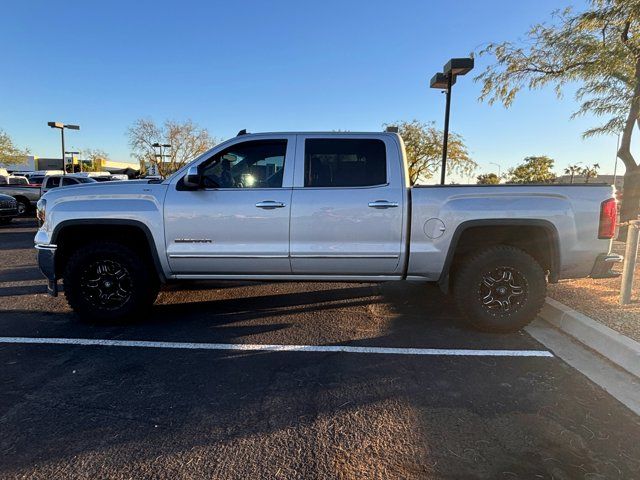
[183,166,201,189]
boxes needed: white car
[40,174,98,196]
[0,174,29,185]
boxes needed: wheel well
[444,224,558,289]
[54,224,162,280]
[13,195,29,204]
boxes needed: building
[0,155,36,171]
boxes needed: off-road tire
[453,245,546,333]
[63,241,159,323]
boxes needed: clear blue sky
[1,0,634,181]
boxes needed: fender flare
[437,218,560,292]
[52,218,167,282]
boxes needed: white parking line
[0,337,554,357]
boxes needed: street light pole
[430,58,474,185]
[47,122,80,175]
[151,142,173,177]
[60,128,65,175]
[440,74,453,185]
[489,162,502,177]
[65,151,80,172]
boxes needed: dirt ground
[547,241,640,342]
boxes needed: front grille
[0,199,17,209]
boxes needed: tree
[127,119,216,177]
[582,162,601,182]
[387,120,476,184]
[506,156,556,184]
[81,148,110,172]
[0,129,28,166]
[477,172,501,184]
[564,164,582,183]
[475,0,640,226]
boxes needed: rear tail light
[598,198,617,239]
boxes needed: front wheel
[63,242,159,323]
[453,245,546,333]
[15,199,29,216]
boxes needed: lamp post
[489,162,502,178]
[430,58,474,185]
[65,150,80,173]
[151,142,172,176]
[48,122,80,175]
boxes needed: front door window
[201,140,287,189]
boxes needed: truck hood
[42,180,169,204]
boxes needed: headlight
[36,198,46,225]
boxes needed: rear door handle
[368,200,399,209]
[255,201,286,209]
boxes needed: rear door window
[304,139,387,188]
[62,177,78,186]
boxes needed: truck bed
[408,183,615,281]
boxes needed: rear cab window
[304,138,387,188]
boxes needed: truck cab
[168,132,406,277]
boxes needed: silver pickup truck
[34,131,620,331]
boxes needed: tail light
[598,198,617,239]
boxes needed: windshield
[77,177,98,183]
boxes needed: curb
[539,297,640,378]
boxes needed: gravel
[547,241,640,343]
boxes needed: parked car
[25,170,64,185]
[40,174,98,195]
[108,174,129,181]
[72,171,115,182]
[35,130,621,331]
[0,193,18,225]
[0,181,42,215]
[0,174,29,185]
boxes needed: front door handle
[256,201,286,209]
[368,200,399,209]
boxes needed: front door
[290,136,405,275]
[164,136,294,274]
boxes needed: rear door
[289,135,405,275]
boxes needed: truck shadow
[2,283,640,478]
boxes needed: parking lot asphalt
[1,218,639,479]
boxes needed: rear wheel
[63,241,159,323]
[453,245,546,333]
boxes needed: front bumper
[590,253,623,279]
[0,207,18,218]
[35,244,58,296]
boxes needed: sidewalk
[547,241,640,342]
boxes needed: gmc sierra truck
[34,131,621,332]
